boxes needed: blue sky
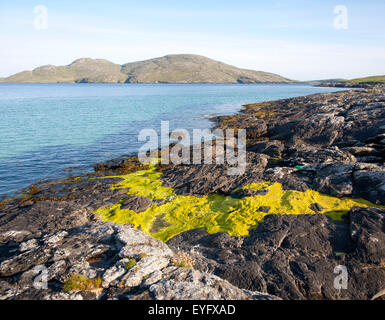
[0,0,384,80]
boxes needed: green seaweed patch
[95,163,384,242]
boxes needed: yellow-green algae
[95,162,384,242]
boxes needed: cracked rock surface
[0,219,277,300]
[167,207,385,300]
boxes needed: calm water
[0,83,345,197]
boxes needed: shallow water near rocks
[0,83,345,197]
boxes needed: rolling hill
[347,75,385,84]
[0,54,292,84]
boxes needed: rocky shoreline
[1,84,385,300]
[317,81,384,88]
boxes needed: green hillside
[121,54,291,83]
[347,75,385,84]
[0,54,292,84]
[0,58,127,83]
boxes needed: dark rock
[168,212,385,300]
[312,163,355,197]
[349,207,385,264]
[353,169,385,205]
[309,203,324,212]
[248,140,284,158]
[245,120,268,139]
[230,188,269,199]
[94,156,147,174]
[120,195,153,213]
[0,177,128,236]
[287,145,356,164]
[160,153,268,196]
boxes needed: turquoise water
[0,83,345,197]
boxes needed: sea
[0,83,346,197]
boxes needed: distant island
[0,54,292,84]
[308,75,385,87]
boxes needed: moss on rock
[63,274,102,292]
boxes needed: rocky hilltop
[1,84,385,300]
[0,54,291,84]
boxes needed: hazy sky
[0,0,384,80]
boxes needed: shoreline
[1,84,385,300]
[3,83,381,205]
[0,83,345,199]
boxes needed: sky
[0,0,384,80]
